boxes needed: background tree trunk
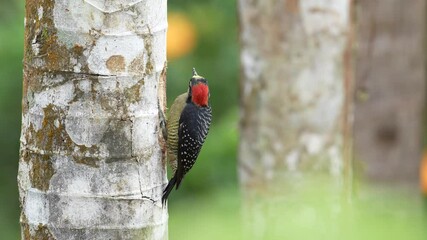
[238,0,353,238]
[18,1,168,239]
[239,0,426,238]
[354,0,425,185]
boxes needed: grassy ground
[168,186,426,240]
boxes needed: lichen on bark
[19,0,168,239]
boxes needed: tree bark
[238,0,353,238]
[18,1,168,239]
[354,0,425,184]
[239,0,353,195]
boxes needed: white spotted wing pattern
[175,103,212,188]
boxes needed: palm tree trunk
[354,0,425,184]
[238,0,353,196]
[238,0,353,238]
[18,1,168,239]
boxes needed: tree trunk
[18,1,168,239]
[354,0,425,184]
[239,0,426,238]
[238,0,353,238]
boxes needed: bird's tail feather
[162,176,177,206]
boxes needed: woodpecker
[162,68,212,204]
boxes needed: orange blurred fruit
[167,13,197,60]
[421,150,427,195]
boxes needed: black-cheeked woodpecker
[162,68,212,205]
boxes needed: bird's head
[188,68,210,107]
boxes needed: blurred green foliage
[167,0,239,120]
[169,186,427,240]
[0,0,25,239]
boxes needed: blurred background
[1,0,427,239]
[1,0,27,238]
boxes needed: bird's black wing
[175,104,212,189]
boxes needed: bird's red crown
[191,83,209,107]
